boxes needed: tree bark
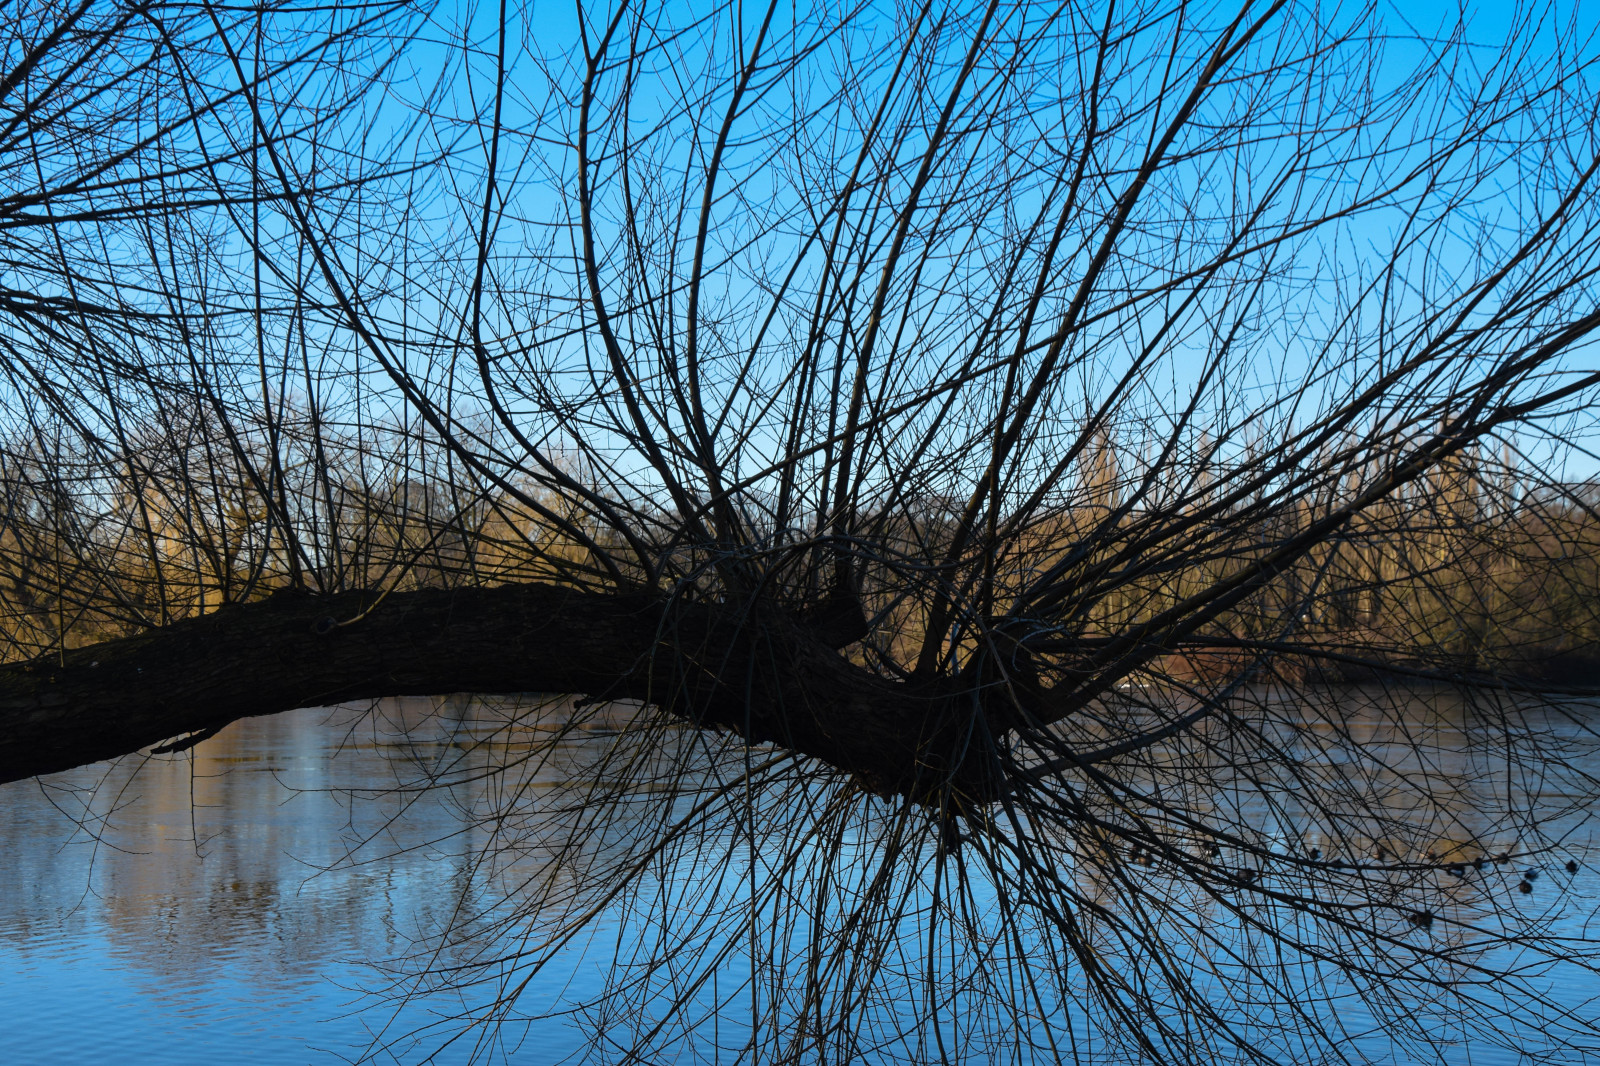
[0,583,1003,799]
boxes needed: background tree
[5,0,1600,1061]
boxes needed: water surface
[2,691,1599,1064]
[0,698,617,1065]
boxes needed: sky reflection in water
[0,698,612,1065]
[1,692,1598,1064]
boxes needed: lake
[1,689,1598,1064]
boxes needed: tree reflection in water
[18,686,1589,1064]
[4,688,1600,1063]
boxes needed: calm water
[2,691,1599,1064]
[0,698,625,1065]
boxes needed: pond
[1,690,1598,1064]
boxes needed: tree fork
[0,583,1007,798]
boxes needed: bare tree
[6,0,1600,1061]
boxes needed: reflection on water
[0,697,626,1065]
[1,689,1598,1064]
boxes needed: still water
[0,697,627,1065]
[1,691,1598,1064]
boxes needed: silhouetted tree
[5,0,1600,1061]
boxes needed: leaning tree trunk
[0,583,1010,800]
